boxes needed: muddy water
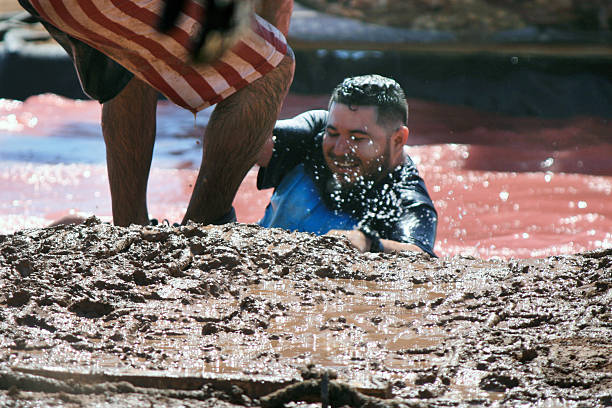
[202,279,445,373]
[3,277,449,381]
[2,94,611,258]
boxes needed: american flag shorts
[28,0,288,112]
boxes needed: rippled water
[1,93,611,258]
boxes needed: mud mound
[0,217,611,406]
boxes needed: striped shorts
[26,0,288,112]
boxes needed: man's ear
[392,126,409,149]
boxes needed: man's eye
[326,130,339,137]
[350,135,366,142]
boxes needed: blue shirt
[259,164,357,234]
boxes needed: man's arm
[257,135,274,167]
[326,229,426,254]
[158,0,253,62]
[256,110,328,189]
[327,190,438,255]
[380,238,426,254]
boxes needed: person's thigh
[18,0,133,102]
[182,49,295,224]
[26,0,288,113]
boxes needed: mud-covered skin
[0,217,610,407]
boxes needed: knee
[285,45,295,70]
[277,46,295,88]
[217,45,294,113]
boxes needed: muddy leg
[101,77,158,227]
[182,50,295,224]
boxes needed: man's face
[323,103,393,187]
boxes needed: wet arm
[326,229,426,254]
[256,110,328,187]
[333,201,438,255]
[385,204,438,256]
[379,238,425,254]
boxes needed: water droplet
[499,191,509,201]
[540,158,554,168]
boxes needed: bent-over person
[19,0,295,226]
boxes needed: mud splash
[1,219,610,406]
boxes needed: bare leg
[182,50,295,224]
[101,77,158,226]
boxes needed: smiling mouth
[334,162,357,169]
[331,158,359,169]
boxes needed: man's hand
[325,229,370,253]
[157,0,250,62]
[325,229,426,254]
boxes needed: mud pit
[0,218,610,407]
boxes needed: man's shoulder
[387,155,430,201]
[285,109,328,131]
[272,110,329,154]
[301,109,328,120]
[388,153,434,202]
[401,147,418,167]
[275,110,328,134]
[396,153,420,180]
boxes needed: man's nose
[333,136,351,156]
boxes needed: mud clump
[0,217,610,407]
[68,298,114,318]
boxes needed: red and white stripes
[29,0,287,112]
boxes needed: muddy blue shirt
[257,110,438,256]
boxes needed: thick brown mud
[0,218,610,407]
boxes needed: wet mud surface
[0,218,610,407]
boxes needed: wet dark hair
[328,74,408,127]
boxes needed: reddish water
[1,93,611,259]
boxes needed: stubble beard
[328,140,393,195]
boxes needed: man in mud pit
[18,0,295,226]
[255,75,438,255]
